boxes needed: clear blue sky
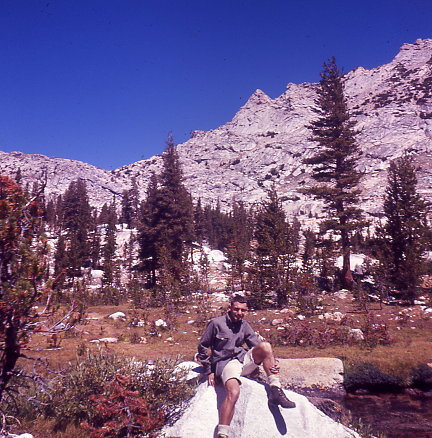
[1,0,431,170]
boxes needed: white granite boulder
[278,358,344,395]
[162,377,359,438]
[107,311,126,321]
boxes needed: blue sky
[1,0,431,170]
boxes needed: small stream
[342,392,432,437]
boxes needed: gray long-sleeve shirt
[197,312,260,377]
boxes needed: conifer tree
[89,211,101,269]
[302,228,316,273]
[251,188,297,307]
[102,204,118,286]
[226,201,252,290]
[62,180,93,277]
[0,176,48,401]
[139,173,159,287]
[303,57,363,289]
[121,177,139,228]
[138,136,194,296]
[194,199,205,245]
[377,154,428,303]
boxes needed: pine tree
[377,154,428,303]
[62,180,93,277]
[0,176,48,401]
[120,177,139,228]
[138,137,194,296]
[102,204,118,286]
[139,172,159,287]
[302,228,316,273]
[226,201,252,291]
[303,57,363,289]
[194,199,205,245]
[251,188,297,307]
[89,210,101,269]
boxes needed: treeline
[5,59,432,309]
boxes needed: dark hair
[230,294,248,305]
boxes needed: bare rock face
[278,358,345,396]
[162,377,359,438]
[1,39,432,220]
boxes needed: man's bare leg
[251,342,296,408]
[218,378,240,437]
[220,378,240,424]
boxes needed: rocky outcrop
[278,358,345,397]
[162,377,359,438]
[1,39,432,221]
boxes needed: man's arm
[197,319,215,375]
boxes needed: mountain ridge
[1,38,432,219]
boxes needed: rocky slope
[1,38,431,220]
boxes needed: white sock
[218,424,230,436]
[268,374,281,388]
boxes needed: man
[197,295,295,438]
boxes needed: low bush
[45,348,193,434]
[47,349,125,428]
[411,364,432,390]
[344,362,404,393]
[361,316,392,348]
[81,374,164,437]
[270,321,352,348]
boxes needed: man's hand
[269,359,280,374]
[208,372,216,386]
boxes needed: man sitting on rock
[197,295,296,438]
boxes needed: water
[343,392,432,437]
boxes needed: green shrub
[126,357,194,425]
[45,348,194,433]
[48,348,125,428]
[344,362,404,393]
[411,364,432,390]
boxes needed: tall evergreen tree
[303,57,363,289]
[226,201,252,291]
[194,198,205,245]
[0,176,48,401]
[102,203,118,286]
[62,180,93,277]
[120,177,139,228]
[250,188,297,307]
[138,136,194,296]
[302,228,316,273]
[377,154,428,303]
[139,173,159,287]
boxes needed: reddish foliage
[81,374,164,437]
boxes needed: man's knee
[254,341,272,357]
[225,378,241,402]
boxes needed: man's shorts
[221,348,259,385]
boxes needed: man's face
[229,301,248,323]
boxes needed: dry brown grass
[25,294,432,373]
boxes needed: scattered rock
[90,337,118,343]
[280,308,296,316]
[348,328,364,341]
[322,312,345,323]
[271,318,284,326]
[297,314,305,320]
[108,311,126,321]
[155,319,168,328]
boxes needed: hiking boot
[268,386,296,408]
